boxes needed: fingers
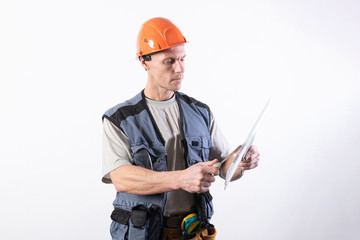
[197,159,219,176]
[199,159,218,166]
[239,160,259,170]
[202,173,216,183]
[240,145,260,170]
[198,184,211,193]
[195,177,214,193]
[181,160,220,193]
[245,145,259,160]
[203,165,220,176]
[187,176,215,193]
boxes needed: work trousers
[162,227,217,240]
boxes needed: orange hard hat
[136,17,187,57]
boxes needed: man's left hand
[238,145,260,171]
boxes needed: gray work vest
[103,91,214,240]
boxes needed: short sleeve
[209,111,233,161]
[102,118,132,183]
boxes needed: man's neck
[144,87,174,101]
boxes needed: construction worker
[102,17,260,240]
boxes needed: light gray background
[1,0,359,239]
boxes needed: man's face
[145,45,186,97]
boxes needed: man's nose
[174,59,184,73]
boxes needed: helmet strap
[142,54,152,61]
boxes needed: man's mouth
[173,75,183,81]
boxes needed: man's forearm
[110,160,219,195]
[219,159,244,181]
[110,165,181,195]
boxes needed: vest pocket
[110,221,128,240]
[131,144,167,172]
[184,136,212,165]
[132,148,154,170]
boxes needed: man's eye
[164,59,175,64]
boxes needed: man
[102,17,260,240]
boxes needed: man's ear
[140,58,150,71]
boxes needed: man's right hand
[179,159,219,193]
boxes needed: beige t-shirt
[102,96,232,216]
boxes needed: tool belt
[164,213,210,237]
[111,205,150,227]
[164,215,187,228]
[162,219,217,240]
[111,204,163,240]
[109,191,214,239]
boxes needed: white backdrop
[1,0,359,239]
